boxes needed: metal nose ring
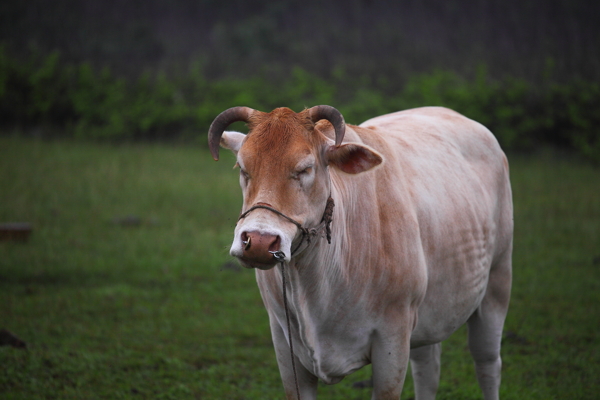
[269,251,286,262]
[243,236,251,250]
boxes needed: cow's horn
[308,105,346,146]
[208,106,254,160]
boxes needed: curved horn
[208,106,254,160]
[308,105,346,146]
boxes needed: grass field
[1,136,599,399]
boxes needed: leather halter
[238,196,334,257]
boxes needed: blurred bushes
[1,47,599,162]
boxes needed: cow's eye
[294,166,313,180]
[240,169,249,180]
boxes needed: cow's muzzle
[238,230,281,269]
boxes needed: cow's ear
[220,131,246,155]
[326,143,383,174]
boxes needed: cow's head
[209,106,382,270]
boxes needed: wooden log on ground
[0,223,32,242]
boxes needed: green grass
[1,137,599,399]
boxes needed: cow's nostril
[241,232,251,250]
[268,235,281,252]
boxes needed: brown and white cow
[208,105,513,400]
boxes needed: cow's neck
[278,170,383,378]
[288,169,381,304]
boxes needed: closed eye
[292,155,315,181]
[293,166,313,180]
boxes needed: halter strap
[239,204,309,236]
[238,196,334,257]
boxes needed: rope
[240,204,309,236]
[275,253,302,400]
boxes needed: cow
[208,105,513,400]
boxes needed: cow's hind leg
[467,255,511,400]
[410,342,441,400]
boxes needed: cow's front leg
[270,320,318,400]
[370,324,413,400]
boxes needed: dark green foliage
[1,47,599,162]
[3,0,598,83]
